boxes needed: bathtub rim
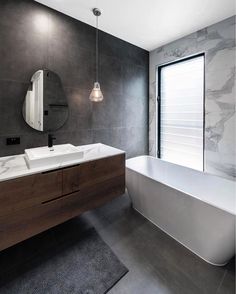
[126,155,236,216]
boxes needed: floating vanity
[0,143,125,251]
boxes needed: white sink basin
[25,144,84,169]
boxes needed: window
[157,54,204,171]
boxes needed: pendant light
[89,8,104,102]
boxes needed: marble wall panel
[149,16,236,179]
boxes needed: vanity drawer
[62,154,125,195]
[0,170,62,217]
[62,165,80,195]
[0,174,124,251]
[79,154,125,189]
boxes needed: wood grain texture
[0,154,125,251]
[79,154,125,189]
[62,165,80,195]
[62,154,125,194]
[0,170,62,217]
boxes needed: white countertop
[0,143,125,182]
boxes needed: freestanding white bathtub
[126,156,236,266]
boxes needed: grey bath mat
[0,227,128,294]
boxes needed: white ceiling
[35,0,235,51]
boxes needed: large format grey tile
[92,94,125,129]
[48,8,95,52]
[123,94,148,128]
[47,35,95,90]
[136,221,226,294]
[0,80,29,136]
[0,0,50,35]
[122,63,148,98]
[217,259,235,294]
[108,261,172,294]
[99,54,123,96]
[109,223,202,294]
[62,87,93,132]
[0,23,47,82]
[0,0,149,159]
[54,129,93,146]
[89,193,235,294]
[99,30,149,67]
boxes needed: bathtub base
[126,166,235,266]
[133,206,230,267]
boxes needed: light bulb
[89,82,104,102]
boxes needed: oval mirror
[22,69,68,132]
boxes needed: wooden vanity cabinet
[0,154,125,251]
[0,170,62,217]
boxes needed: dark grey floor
[83,192,235,294]
[0,192,235,294]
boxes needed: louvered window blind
[158,55,204,171]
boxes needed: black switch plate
[6,137,20,145]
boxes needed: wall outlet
[6,137,20,145]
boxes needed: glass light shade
[89,82,104,102]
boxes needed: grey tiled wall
[0,0,149,158]
[149,16,235,180]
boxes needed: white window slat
[159,55,204,171]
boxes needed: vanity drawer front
[79,174,125,207]
[0,170,62,217]
[79,154,125,188]
[62,154,125,195]
[62,165,80,195]
[0,174,124,251]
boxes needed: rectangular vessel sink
[25,144,84,169]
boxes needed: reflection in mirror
[22,69,68,132]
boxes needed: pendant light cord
[96,15,99,82]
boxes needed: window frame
[156,53,206,171]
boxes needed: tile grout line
[216,269,227,294]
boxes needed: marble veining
[149,16,236,180]
[0,143,125,182]
[0,157,15,175]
